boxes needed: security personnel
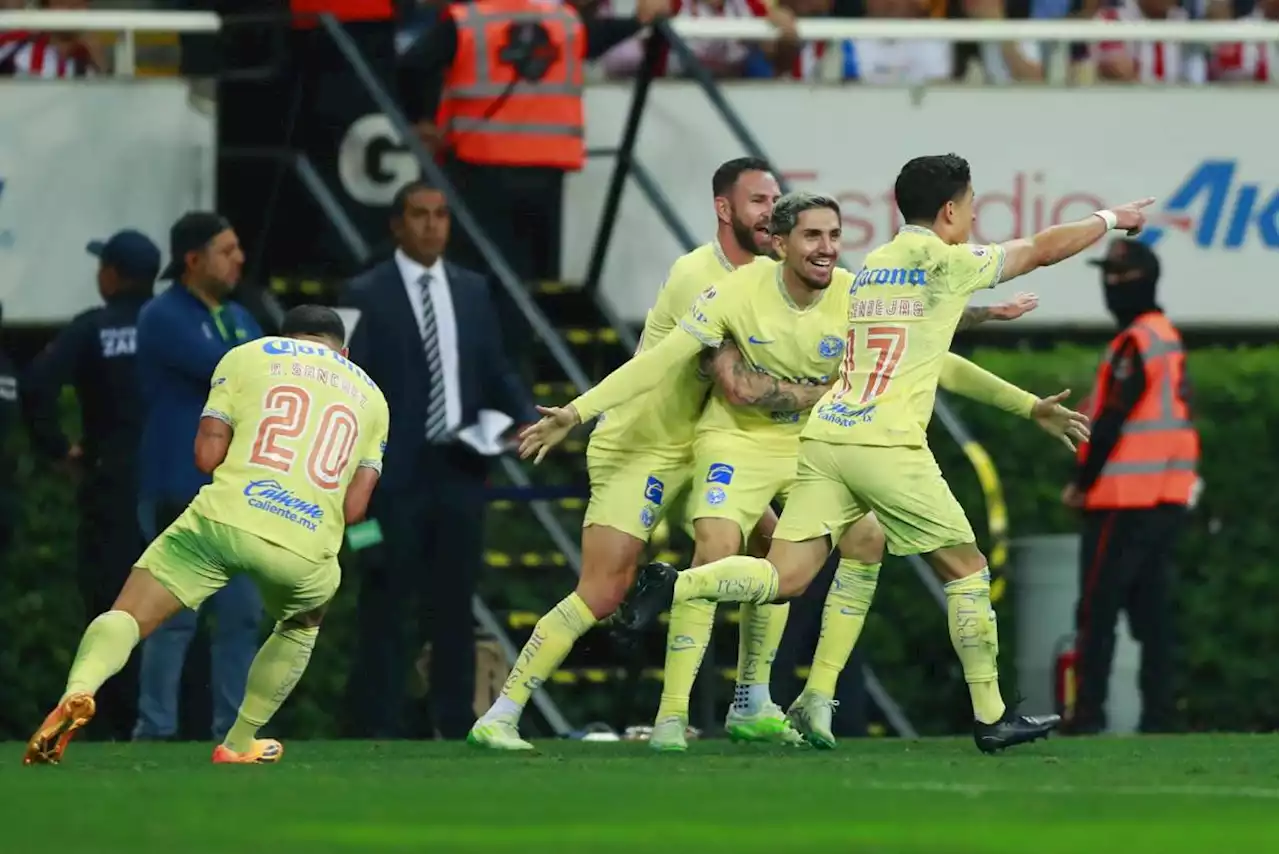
[19,229,160,740]
[1062,238,1200,735]
[398,0,665,356]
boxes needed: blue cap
[86,229,161,284]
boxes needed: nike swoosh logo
[747,335,775,345]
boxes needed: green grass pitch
[3,736,1275,853]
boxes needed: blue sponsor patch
[640,506,656,530]
[705,486,727,506]
[244,479,323,531]
[706,463,734,485]
[818,335,844,358]
[643,475,665,505]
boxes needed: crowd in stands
[1,0,1276,82]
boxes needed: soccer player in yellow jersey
[468,158,827,750]
[601,154,1152,754]
[24,306,390,766]
[521,190,1081,750]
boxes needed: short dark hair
[894,154,972,225]
[390,181,441,218]
[280,305,346,348]
[712,157,773,197]
[769,191,841,236]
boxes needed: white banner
[565,85,1279,327]
[0,81,214,323]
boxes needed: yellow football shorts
[775,439,976,556]
[137,506,340,622]
[583,445,693,542]
[687,432,795,541]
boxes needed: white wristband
[1093,210,1119,231]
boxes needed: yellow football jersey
[684,258,852,449]
[588,241,755,456]
[192,337,390,562]
[804,225,1006,448]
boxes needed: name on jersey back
[261,338,376,409]
[849,266,927,320]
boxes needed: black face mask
[1103,275,1159,327]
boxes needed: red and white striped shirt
[0,31,96,78]
[1093,0,1207,84]
[600,0,771,78]
[1209,7,1278,82]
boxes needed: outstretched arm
[956,292,1039,332]
[940,353,1090,450]
[997,199,1154,284]
[704,340,831,412]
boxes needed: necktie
[420,273,449,442]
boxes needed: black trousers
[442,157,565,369]
[773,552,870,737]
[1075,504,1184,733]
[348,444,488,739]
[77,473,144,741]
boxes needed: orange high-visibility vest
[437,0,585,171]
[1077,311,1199,510]
[289,0,393,27]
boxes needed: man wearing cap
[1062,238,1200,735]
[132,212,264,743]
[20,229,161,740]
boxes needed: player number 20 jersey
[803,226,1006,448]
[191,337,391,563]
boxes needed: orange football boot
[23,693,96,766]
[211,739,284,764]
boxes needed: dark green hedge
[1,344,1274,739]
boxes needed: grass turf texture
[3,736,1274,853]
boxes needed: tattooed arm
[956,292,1039,332]
[701,340,832,413]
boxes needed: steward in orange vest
[1063,237,1198,737]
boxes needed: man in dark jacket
[133,212,265,742]
[20,230,160,739]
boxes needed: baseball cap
[159,211,233,280]
[1087,238,1161,281]
[86,229,161,283]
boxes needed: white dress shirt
[395,249,463,437]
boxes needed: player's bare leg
[788,515,886,750]
[212,603,329,765]
[470,524,645,750]
[926,542,1060,753]
[652,512,801,751]
[24,568,184,765]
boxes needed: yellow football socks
[223,624,318,753]
[733,602,789,709]
[806,559,881,698]
[492,592,596,715]
[673,555,779,606]
[945,570,1007,725]
[63,610,140,699]
[655,599,717,720]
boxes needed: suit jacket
[340,258,537,491]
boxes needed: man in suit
[340,181,538,739]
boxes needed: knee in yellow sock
[945,570,1005,724]
[656,599,716,720]
[64,610,141,699]
[673,555,779,606]
[224,623,318,752]
[496,592,596,713]
[806,560,880,698]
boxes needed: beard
[730,215,771,258]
